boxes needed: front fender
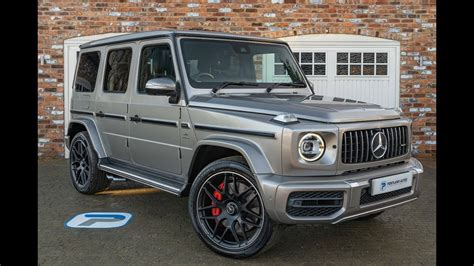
[67,118,107,158]
[196,137,275,175]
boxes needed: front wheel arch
[184,139,275,195]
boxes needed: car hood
[188,94,400,123]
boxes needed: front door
[95,45,133,162]
[128,39,181,175]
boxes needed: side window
[103,48,132,93]
[75,51,100,92]
[138,44,176,94]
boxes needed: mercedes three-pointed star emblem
[371,131,388,159]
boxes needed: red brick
[38,1,436,159]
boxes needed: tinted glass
[138,44,176,93]
[180,39,305,88]
[103,48,132,93]
[75,52,100,92]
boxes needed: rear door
[128,38,182,174]
[94,45,134,162]
[70,50,101,113]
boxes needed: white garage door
[280,34,400,108]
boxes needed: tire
[188,156,280,259]
[356,211,384,220]
[69,131,111,194]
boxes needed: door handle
[96,111,105,117]
[130,115,141,122]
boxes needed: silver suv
[66,30,423,258]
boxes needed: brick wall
[38,0,436,158]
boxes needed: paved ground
[38,159,435,265]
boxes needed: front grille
[286,191,343,217]
[341,126,409,164]
[360,186,412,205]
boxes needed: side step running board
[106,174,127,182]
[99,163,184,196]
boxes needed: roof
[64,33,128,45]
[79,30,287,49]
[280,34,400,46]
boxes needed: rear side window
[75,51,101,92]
[103,48,132,93]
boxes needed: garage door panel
[310,79,329,95]
[283,35,400,108]
[332,77,391,105]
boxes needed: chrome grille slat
[360,131,365,162]
[401,127,406,154]
[390,127,395,158]
[365,130,370,162]
[354,131,359,163]
[384,128,389,159]
[383,128,389,159]
[370,129,374,161]
[396,127,400,156]
[349,131,353,164]
[342,126,409,164]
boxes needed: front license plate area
[370,172,413,196]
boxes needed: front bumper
[256,158,423,224]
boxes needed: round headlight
[298,133,325,162]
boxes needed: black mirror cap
[168,81,181,104]
[145,87,174,96]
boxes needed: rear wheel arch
[67,119,107,158]
[67,122,87,142]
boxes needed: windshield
[180,38,307,90]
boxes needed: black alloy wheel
[69,131,111,194]
[189,156,281,258]
[70,136,91,187]
[196,171,264,249]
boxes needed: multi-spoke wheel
[70,136,91,187]
[69,131,110,194]
[189,156,280,258]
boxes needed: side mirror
[145,77,176,96]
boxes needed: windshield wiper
[266,82,306,93]
[211,82,260,94]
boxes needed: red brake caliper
[211,182,225,216]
